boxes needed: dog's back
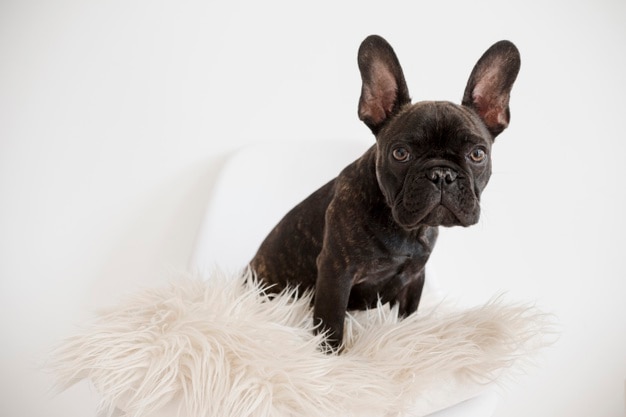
[250,177,337,293]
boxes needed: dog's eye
[392,147,411,162]
[469,148,487,163]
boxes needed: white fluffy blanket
[50,271,550,417]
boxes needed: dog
[250,35,520,352]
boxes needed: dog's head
[357,35,520,229]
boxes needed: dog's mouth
[391,175,480,229]
[423,203,477,227]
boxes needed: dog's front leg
[396,268,425,318]
[313,254,352,353]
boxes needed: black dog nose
[427,167,458,185]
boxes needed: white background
[1,0,625,416]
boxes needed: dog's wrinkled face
[357,35,520,230]
[376,101,493,229]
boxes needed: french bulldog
[250,35,520,352]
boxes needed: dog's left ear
[358,35,411,135]
[462,41,521,139]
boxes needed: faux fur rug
[50,270,551,417]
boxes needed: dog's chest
[351,225,436,286]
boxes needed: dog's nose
[427,167,458,185]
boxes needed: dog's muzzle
[392,163,479,228]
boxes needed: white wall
[1,1,624,416]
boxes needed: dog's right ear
[358,35,411,136]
